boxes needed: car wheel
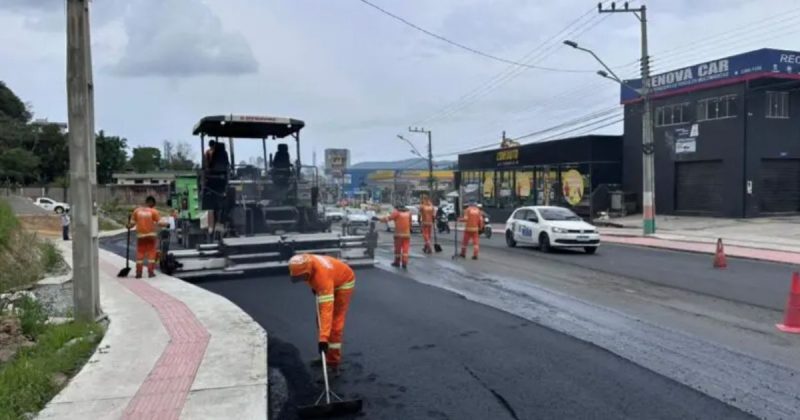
[505,230,516,248]
[539,233,551,253]
[584,246,597,254]
[54,206,64,214]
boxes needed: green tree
[0,148,39,184]
[129,147,161,173]
[31,124,69,184]
[0,81,30,122]
[161,140,195,171]
[96,131,128,184]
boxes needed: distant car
[324,207,345,222]
[343,209,371,235]
[504,206,599,254]
[34,197,70,214]
[385,208,421,233]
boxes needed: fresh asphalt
[437,229,796,310]
[100,234,755,420]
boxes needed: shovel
[297,295,363,418]
[117,226,132,277]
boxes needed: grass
[0,313,102,420]
[0,201,19,248]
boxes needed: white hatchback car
[34,197,70,214]
[504,206,600,254]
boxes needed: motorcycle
[437,213,451,234]
[482,213,492,238]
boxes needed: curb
[37,247,268,420]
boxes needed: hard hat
[288,254,312,278]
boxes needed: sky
[1,0,799,166]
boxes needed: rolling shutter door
[760,159,800,213]
[675,161,724,214]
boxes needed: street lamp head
[597,70,609,78]
[563,40,578,49]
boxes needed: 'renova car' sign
[621,48,800,103]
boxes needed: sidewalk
[37,241,268,420]
[481,214,800,265]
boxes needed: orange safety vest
[461,206,483,233]
[419,204,435,226]
[131,207,161,238]
[307,255,355,342]
[388,209,412,238]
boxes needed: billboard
[325,149,350,177]
[621,48,800,103]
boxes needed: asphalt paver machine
[161,115,377,279]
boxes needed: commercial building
[456,135,622,221]
[622,48,800,217]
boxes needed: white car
[504,206,599,254]
[34,197,70,214]
[385,209,421,233]
[324,207,345,222]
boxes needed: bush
[16,296,48,340]
[38,241,64,275]
[0,200,19,248]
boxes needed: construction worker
[380,203,412,269]
[128,196,168,278]
[288,254,355,371]
[419,196,435,254]
[459,200,484,260]
[204,139,216,169]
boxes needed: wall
[1,185,170,206]
[624,82,747,217]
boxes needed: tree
[96,131,128,184]
[0,81,30,123]
[0,148,39,184]
[129,146,161,173]
[161,140,195,171]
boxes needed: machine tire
[584,246,597,254]
[505,230,516,248]
[539,233,552,253]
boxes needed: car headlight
[551,227,568,233]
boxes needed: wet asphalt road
[99,235,756,419]
[437,231,796,310]
[196,268,752,420]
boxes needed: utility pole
[599,2,656,234]
[408,127,434,202]
[66,0,100,320]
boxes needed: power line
[357,0,598,73]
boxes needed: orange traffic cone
[776,272,800,334]
[713,238,727,269]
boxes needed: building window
[697,95,738,121]
[766,91,789,119]
[655,102,691,127]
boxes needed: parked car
[34,197,70,214]
[504,206,599,254]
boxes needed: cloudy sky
[1,0,799,165]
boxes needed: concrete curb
[37,245,268,420]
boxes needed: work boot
[459,252,466,258]
[135,273,142,279]
[402,263,407,270]
[148,272,156,278]
[472,256,478,260]
[391,261,400,268]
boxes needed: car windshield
[538,208,581,221]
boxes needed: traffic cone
[776,272,800,334]
[713,238,727,269]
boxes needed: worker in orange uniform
[128,196,168,278]
[380,203,412,269]
[288,253,356,372]
[419,196,435,254]
[459,200,484,260]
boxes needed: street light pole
[408,127,434,202]
[66,0,100,320]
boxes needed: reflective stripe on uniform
[137,232,157,238]
[394,233,411,238]
[335,280,355,291]
[328,342,342,349]
[316,294,334,303]
[465,227,479,233]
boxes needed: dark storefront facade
[456,135,622,221]
[623,48,800,218]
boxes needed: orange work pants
[461,231,480,258]
[393,237,410,265]
[422,224,433,252]
[136,236,158,276]
[327,288,353,367]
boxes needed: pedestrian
[204,139,216,169]
[419,196,435,254]
[459,200,484,260]
[288,253,356,374]
[61,209,70,241]
[128,196,168,279]
[380,203,412,269]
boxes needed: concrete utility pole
[66,0,100,320]
[408,127,435,202]
[598,2,656,234]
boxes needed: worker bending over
[289,254,356,371]
[419,196,435,254]
[460,200,484,260]
[128,196,168,278]
[381,203,412,269]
